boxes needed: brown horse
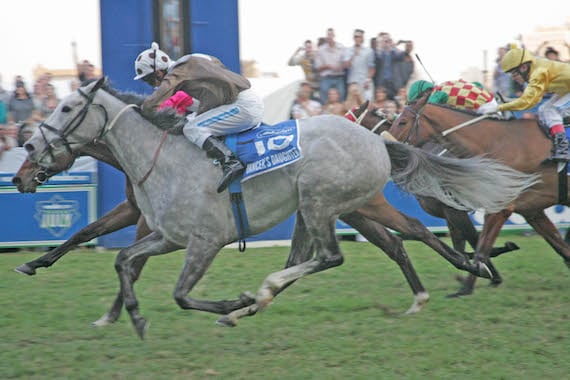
[347,102,519,260]
[387,92,570,296]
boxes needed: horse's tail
[384,141,541,213]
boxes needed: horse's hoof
[14,264,36,276]
[92,313,117,327]
[504,241,520,251]
[446,289,473,298]
[404,291,430,315]
[216,315,238,327]
[134,318,149,340]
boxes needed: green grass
[1,235,570,379]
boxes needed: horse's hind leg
[15,199,141,276]
[442,206,519,259]
[524,210,570,266]
[341,211,429,314]
[357,194,492,279]
[217,211,316,326]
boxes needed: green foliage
[1,236,570,379]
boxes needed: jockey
[407,79,497,111]
[477,47,570,161]
[134,42,264,193]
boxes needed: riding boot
[202,136,245,193]
[551,132,569,161]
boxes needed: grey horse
[23,78,539,338]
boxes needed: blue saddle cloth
[227,119,302,182]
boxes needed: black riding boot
[202,136,245,193]
[551,132,569,161]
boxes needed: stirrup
[217,162,245,193]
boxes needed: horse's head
[24,77,108,173]
[345,100,392,134]
[11,159,58,193]
[388,91,432,145]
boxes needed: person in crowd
[544,46,561,61]
[369,86,390,111]
[0,96,7,125]
[78,60,97,84]
[396,40,415,90]
[37,83,60,119]
[373,32,406,100]
[69,78,81,92]
[7,82,35,124]
[290,82,322,119]
[477,47,570,161]
[407,79,496,111]
[0,123,17,156]
[493,45,514,99]
[322,87,347,116]
[288,39,319,98]
[3,122,19,148]
[344,82,366,112]
[135,42,263,193]
[315,28,346,103]
[394,86,408,112]
[343,29,375,101]
[0,74,11,105]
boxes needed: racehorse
[22,78,536,337]
[13,147,434,324]
[388,91,570,296]
[347,101,520,259]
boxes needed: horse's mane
[100,80,185,135]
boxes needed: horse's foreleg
[15,200,141,276]
[93,216,152,327]
[451,210,511,297]
[115,232,181,339]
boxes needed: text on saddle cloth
[226,119,302,181]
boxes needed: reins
[98,102,167,187]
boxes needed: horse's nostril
[36,172,48,183]
[12,177,21,185]
[24,143,34,153]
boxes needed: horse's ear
[362,100,370,110]
[91,77,107,93]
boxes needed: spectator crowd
[287,28,417,121]
[288,27,569,124]
[0,60,97,158]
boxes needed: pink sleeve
[158,91,194,114]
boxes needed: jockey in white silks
[134,42,264,192]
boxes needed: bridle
[345,107,390,134]
[394,102,430,146]
[34,86,108,169]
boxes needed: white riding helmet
[133,42,172,80]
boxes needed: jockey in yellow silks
[477,47,570,161]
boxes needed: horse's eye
[62,105,72,113]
